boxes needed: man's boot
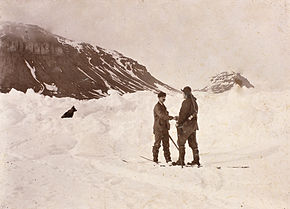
[172,147,185,166]
[188,149,200,166]
[152,146,159,163]
[187,155,200,166]
[165,154,172,163]
[163,147,172,163]
[166,157,172,164]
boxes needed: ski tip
[228,166,250,169]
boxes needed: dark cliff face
[0,22,176,99]
[198,72,254,94]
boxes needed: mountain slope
[0,22,176,99]
[197,72,254,94]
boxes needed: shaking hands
[169,116,179,121]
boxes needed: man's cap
[158,91,166,98]
[181,86,192,95]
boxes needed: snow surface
[0,87,289,209]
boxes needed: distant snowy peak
[198,72,254,93]
[0,22,177,99]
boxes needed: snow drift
[0,87,289,209]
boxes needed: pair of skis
[140,155,201,168]
[139,156,249,169]
[140,135,249,169]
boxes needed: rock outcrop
[197,72,254,93]
[0,22,177,99]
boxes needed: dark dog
[61,106,77,118]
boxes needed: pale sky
[1,0,289,89]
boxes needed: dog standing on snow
[61,106,77,118]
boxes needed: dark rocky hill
[0,22,176,99]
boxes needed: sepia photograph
[0,0,289,208]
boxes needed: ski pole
[169,134,179,150]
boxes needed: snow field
[0,87,289,209]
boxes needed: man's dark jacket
[177,95,199,138]
[153,102,171,134]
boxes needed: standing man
[173,86,200,167]
[153,92,174,164]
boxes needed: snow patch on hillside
[44,83,58,92]
[56,36,83,53]
[24,60,45,93]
